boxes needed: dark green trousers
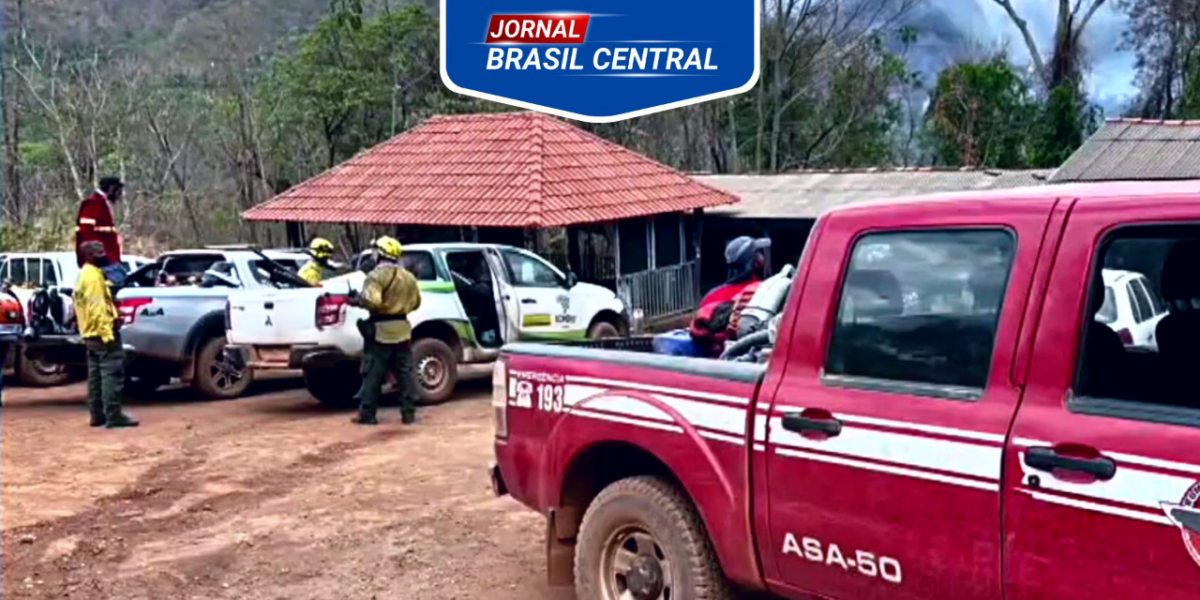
[85,336,126,421]
[354,340,415,419]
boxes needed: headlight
[492,359,508,438]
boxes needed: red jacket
[75,192,121,267]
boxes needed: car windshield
[1096,286,1117,324]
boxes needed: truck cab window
[41,259,58,287]
[399,251,436,281]
[825,230,1015,392]
[1076,226,1198,413]
[503,250,562,288]
[10,259,27,286]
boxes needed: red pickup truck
[491,182,1200,600]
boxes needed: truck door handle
[521,298,536,305]
[1024,446,1116,481]
[264,302,274,310]
[782,411,842,437]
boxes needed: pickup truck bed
[492,182,1200,600]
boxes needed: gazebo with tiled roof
[244,111,740,320]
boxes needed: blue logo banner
[441,1,760,122]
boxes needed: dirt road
[1,374,549,600]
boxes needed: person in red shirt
[75,177,124,268]
[689,236,771,356]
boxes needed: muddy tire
[192,336,252,399]
[14,352,73,387]
[303,363,361,409]
[575,476,732,600]
[587,320,622,340]
[412,337,458,405]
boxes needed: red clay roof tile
[243,112,737,227]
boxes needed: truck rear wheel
[575,476,732,600]
[412,337,458,405]
[192,336,252,399]
[14,353,73,387]
[303,363,361,409]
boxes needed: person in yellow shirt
[298,237,337,286]
[349,236,422,425]
[74,242,138,429]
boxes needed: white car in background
[0,252,151,385]
[1096,269,1169,349]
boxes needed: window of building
[825,229,1016,394]
[1076,225,1198,417]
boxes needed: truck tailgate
[227,287,328,346]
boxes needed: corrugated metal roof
[696,169,1050,218]
[1051,119,1200,183]
[243,112,737,227]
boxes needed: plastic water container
[653,329,702,357]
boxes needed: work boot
[89,415,107,428]
[351,414,379,426]
[105,413,139,429]
[401,411,417,425]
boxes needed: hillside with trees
[0,0,1160,253]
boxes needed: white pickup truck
[225,243,628,406]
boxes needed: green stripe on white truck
[419,281,457,293]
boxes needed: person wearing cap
[703,236,771,305]
[75,177,124,268]
[75,241,138,429]
[298,237,338,286]
[349,236,422,425]
[689,236,771,357]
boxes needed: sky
[904,0,1138,116]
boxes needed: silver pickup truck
[117,249,309,397]
[22,249,308,398]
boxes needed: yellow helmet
[374,236,403,260]
[309,237,335,259]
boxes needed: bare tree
[3,0,27,224]
[759,0,916,171]
[991,0,1108,88]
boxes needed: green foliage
[262,5,456,174]
[18,143,58,169]
[926,57,1035,168]
[1,205,74,252]
[1028,84,1095,168]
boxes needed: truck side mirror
[565,272,578,289]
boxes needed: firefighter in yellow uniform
[298,237,337,286]
[74,241,138,429]
[350,236,422,425]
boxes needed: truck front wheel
[575,476,732,600]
